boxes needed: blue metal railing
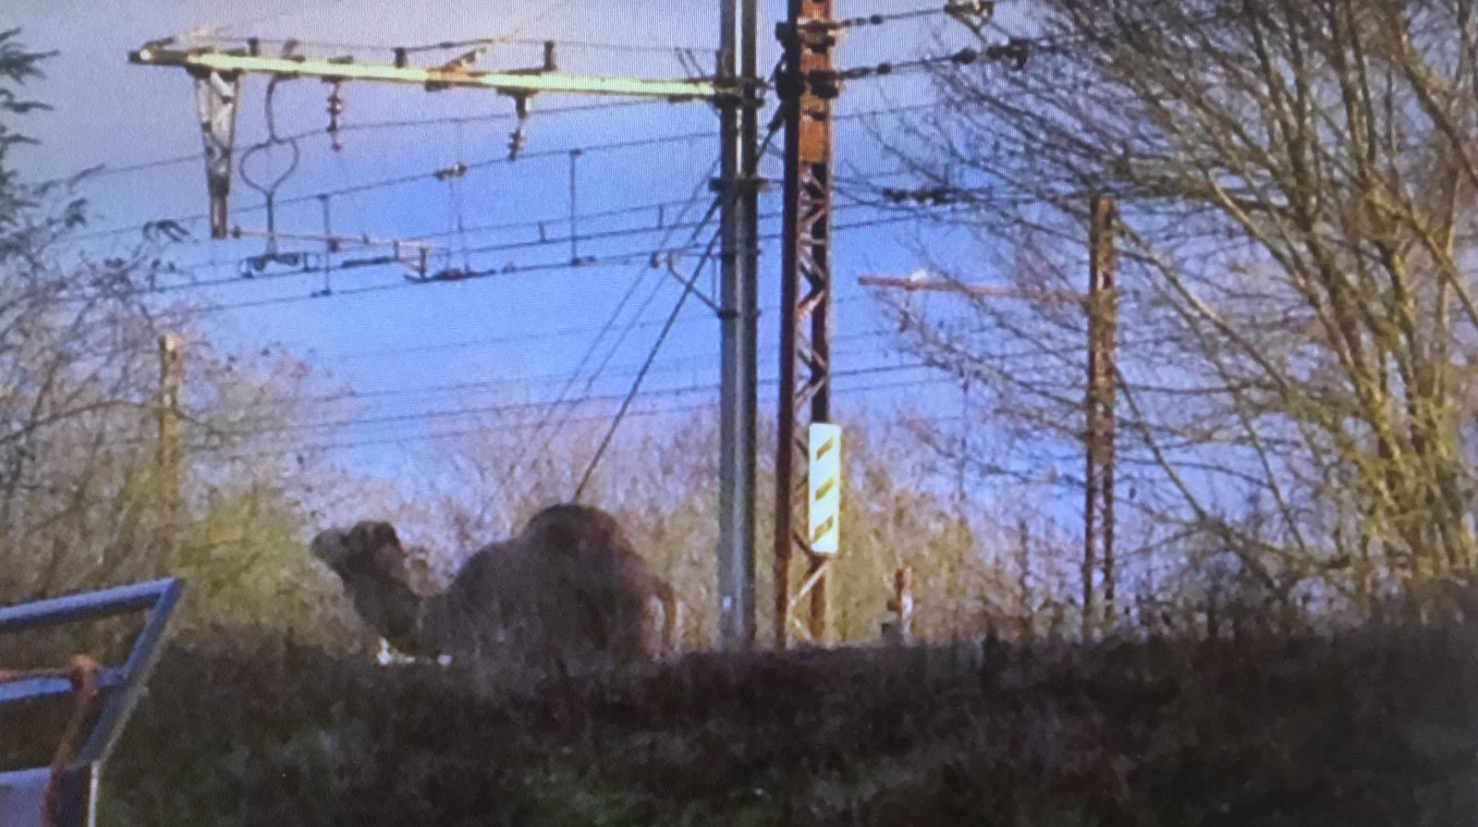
[0,578,184,827]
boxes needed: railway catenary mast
[773,0,840,646]
[130,6,768,650]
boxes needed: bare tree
[0,30,179,598]
[0,34,369,653]
[873,0,1478,615]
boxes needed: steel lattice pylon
[774,0,838,647]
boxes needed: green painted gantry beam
[128,45,723,101]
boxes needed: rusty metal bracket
[0,657,103,827]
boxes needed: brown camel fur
[312,504,679,676]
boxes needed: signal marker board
[808,423,842,555]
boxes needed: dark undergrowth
[95,621,1478,826]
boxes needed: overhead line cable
[572,220,723,501]
[48,32,1091,197]
[39,99,665,189]
[202,363,940,448]
[191,34,718,57]
[269,329,898,410]
[568,98,789,500]
[60,128,722,245]
[68,191,977,306]
[509,164,719,475]
[150,162,970,286]
[57,100,945,244]
[127,212,950,317]
[216,361,931,438]
[309,293,869,363]
[71,55,1104,198]
[123,191,711,272]
[408,195,701,242]
[829,5,973,29]
[534,164,721,459]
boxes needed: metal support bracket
[135,46,723,101]
[189,69,241,240]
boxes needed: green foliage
[168,482,367,648]
[0,31,166,604]
[0,28,53,209]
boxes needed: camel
[311,504,680,676]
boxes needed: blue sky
[11,0,1014,486]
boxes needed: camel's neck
[341,569,447,658]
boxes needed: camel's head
[311,520,409,582]
[519,504,633,556]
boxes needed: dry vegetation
[97,618,1478,827]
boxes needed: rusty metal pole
[1016,518,1035,642]
[1099,200,1119,629]
[882,566,914,645]
[775,0,838,647]
[42,655,103,827]
[1083,196,1118,639]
